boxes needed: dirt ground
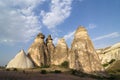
[0,69,96,80]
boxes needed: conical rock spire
[27,33,50,67]
[6,49,34,69]
[69,26,104,73]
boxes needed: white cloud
[0,0,45,43]
[64,30,75,41]
[93,32,120,41]
[53,37,59,45]
[88,24,96,29]
[41,0,72,29]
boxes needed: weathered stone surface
[97,42,120,68]
[52,38,68,65]
[27,33,50,67]
[69,26,103,73]
[6,50,34,69]
[46,35,55,65]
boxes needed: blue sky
[0,0,120,66]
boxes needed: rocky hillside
[97,42,120,68]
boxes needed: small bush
[6,69,10,71]
[54,70,62,73]
[102,59,116,67]
[61,61,69,68]
[102,63,109,67]
[109,59,115,64]
[70,69,77,75]
[13,68,17,71]
[40,70,47,74]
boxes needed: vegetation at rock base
[40,70,47,74]
[60,61,69,68]
[54,70,62,73]
[40,65,50,68]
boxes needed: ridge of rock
[97,43,120,68]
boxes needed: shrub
[109,59,115,64]
[102,63,109,67]
[40,70,47,74]
[70,69,77,75]
[102,59,116,67]
[61,61,69,68]
[54,70,62,73]
[13,68,17,71]
[6,69,10,71]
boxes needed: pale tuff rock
[97,42,120,65]
[69,26,103,73]
[27,33,50,67]
[6,50,34,69]
[52,38,68,65]
[46,35,55,65]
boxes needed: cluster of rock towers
[7,26,104,73]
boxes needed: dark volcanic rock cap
[37,33,45,39]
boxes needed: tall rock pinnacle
[69,26,104,73]
[52,38,68,65]
[46,35,55,65]
[27,33,50,67]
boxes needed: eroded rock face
[69,26,103,73]
[52,38,68,65]
[97,43,120,68]
[27,33,50,67]
[46,35,55,65]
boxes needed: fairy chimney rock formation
[46,35,55,65]
[52,38,68,65]
[27,33,50,67]
[69,26,103,73]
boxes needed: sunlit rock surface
[27,33,50,67]
[46,35,55,65]
[69,26,103,73]
[52,38,68,65]
[6,50,34,69]
[97,42,120,66]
